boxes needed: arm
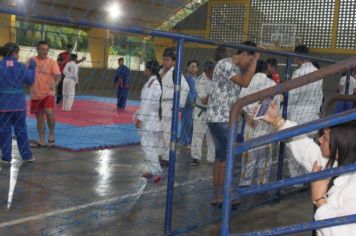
[264,102,328,171]
[136,82,162,122]
[230,53,259,87]
[179,75,190,108]
[23,59,36,86]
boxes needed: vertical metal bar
[164,38,185,235]
[275,55,292,200]
[220,122,238,236]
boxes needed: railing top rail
[0,5,336,63]
[235,108,356,154]
[229,56,356,128]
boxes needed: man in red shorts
[30,41,61,147]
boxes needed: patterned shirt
[287,62,323,124]
[207,57,241,122]
[339,75,356,95]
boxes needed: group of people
[1,38,355,235]
[134,42,356,235]
[0,41,86,164]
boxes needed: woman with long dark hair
[134,60,163,183]
[264,101,356,236]
[0,42,36,163]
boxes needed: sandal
[48,140,55,147]
[30,142,47,148]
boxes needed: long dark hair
[0,42,19,57]
[326,121,356,168]
[145,60,163,119]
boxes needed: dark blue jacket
[113,65,130,92]
[0,57,36,111]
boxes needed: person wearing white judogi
[62,54,79,111]
[159,48,189,165]
[286,45,323,178]
[191,60,216,166]
[135,60,163,183]
[239,60,280,185]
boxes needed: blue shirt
[184,74,197,108]
[113,65,130,91]
[0,57,35,111]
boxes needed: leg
[12,111,32,160]
[67,80,76,110]
[36,113,46,145]
[56,75,64,104]
[0,112,13,161]
[239,150,255,186]
[141,129,162,175]
[62,78,69,110]
[45,109,55,143]
[191,118,204,161]
[160,117,172,161]
[205,122,215,163]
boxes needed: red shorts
[30,96,55,115]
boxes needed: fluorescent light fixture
[106,2,122,20]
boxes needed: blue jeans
[0,111,32,161]
[208,122,228,161]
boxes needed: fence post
[220,122,238,236]
[275,55,292,200]
[164,38,185,235]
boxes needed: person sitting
[263,101,356,236]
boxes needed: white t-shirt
[339,75,356,95]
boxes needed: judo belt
[195,104,207,118]
[0,88,23,94]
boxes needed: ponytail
[145,60,163,120]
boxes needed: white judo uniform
[287,62,323,177]
[135,75,163,175]
[160,67,189,161]
[62,61,79,111]
[191,73,215,162]
[239,73,279,185]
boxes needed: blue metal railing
[1,6,355,235]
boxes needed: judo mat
[26,96,140,151]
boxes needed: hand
[311,161,330,207]
[28,59,36,70]
[201,97,208,105]
[262,101,281,124]
[135,119,142,129]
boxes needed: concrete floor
[0,143,313,236]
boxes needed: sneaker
[191,159,199,166]
[142,172,153,179]
[151,174,161,183]
[26,158,36,163]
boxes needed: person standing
[180,60,199,148]
[286,44,323,178]
[239,60,280,186]
[135,60,163,183]
[159,47,189,166]
[191,60,216,166]
[62,54,80,111]
[266,57,281,83]
[113,58,131,112]
[0,42,36,163]
[207,41,259,206]
[56,44,86,104]
[30,41,61,147]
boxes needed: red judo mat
[25,96,140,151]
[27,99,138,126]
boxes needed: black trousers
[56,75,65,104]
